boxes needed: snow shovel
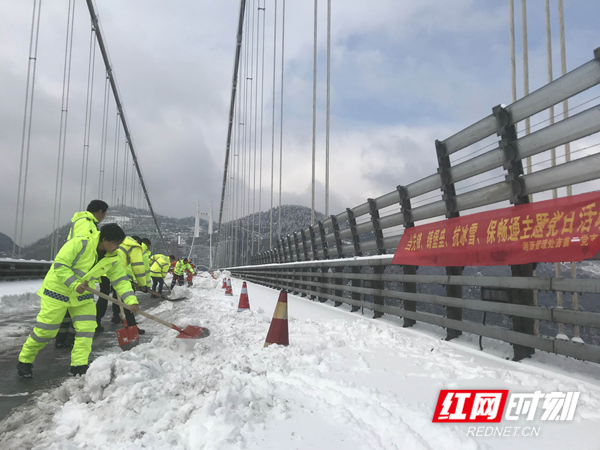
[149,287,187,302]
[115,293,139,351]
[86,287,210,339]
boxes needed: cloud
[1,0,600,248]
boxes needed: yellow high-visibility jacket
[40,233,138,306]
[174,260,195,276]
[117,237,148,288]
[142,242,151,285]
[66,211,99,241]
[149,254,170,279]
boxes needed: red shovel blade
[116,325,140,351]
[176,326,210,339]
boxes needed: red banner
[392,191,600,267]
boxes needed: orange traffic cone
[225,278,233,296]
[264,291,289,347]
[237,282,250,311]
[221,278,227,289]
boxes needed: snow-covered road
[0,273,599,449]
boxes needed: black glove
[139,286,148,293]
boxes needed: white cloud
[1,0,599,248]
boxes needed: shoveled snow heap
[1,272,600,449]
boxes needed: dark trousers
[171,274,185,288]
[55,311,75,347]
[152,277,165,294]
[95,276,112,324]
[111,290,137,326]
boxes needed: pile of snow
[1,278,599,449]
[0,280,42,314]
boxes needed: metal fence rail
[228,258,600,364]
[0,259,52,281]
[217,48,600,264]
[217,47,600,364]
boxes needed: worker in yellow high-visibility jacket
[58,200,110,343]
[66,200,108,240]
[106,236,148,332]
[149,254,174,296]
[141,238,152,287]
[17,223,139,378]
[171,258,194,289]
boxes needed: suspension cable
[79,24,96,210]
[270,0,277,250]
[85,0,167,252]
[258,1,266,253]
[252,0,261,255]
[98,73,110,197]
[13,0,42,258]
[242,4,250,264]
[325,0,331,218]
[311,0,318,226]
[216,0,246,265]
[122,141,129,205]
[51,0,76,259]
[558,0,579,340]
[521,0,532,202]
[278,0,286,241]
[111,112,121,205]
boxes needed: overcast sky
[2,0,600,246]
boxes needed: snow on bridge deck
[0,274,599,449]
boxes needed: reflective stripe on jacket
[66,211,99,241]
[149,254,170,278]
[142,243,151,285]
[117,237,147,288]
[39,233,138,306]
[174,260,195,276]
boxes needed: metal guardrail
[217,48,600,264]
[228,258,600,364]
[217,47,600,364]
[0,260,52,281]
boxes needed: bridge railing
[228,257,600,364]
[238,47,600,263]
[217,47,600,363]
[0,259,52,281]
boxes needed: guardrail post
[333,266,344,307]
[368,198,386,256]
[293,232,301,261]
[318,221,329,260]
[309,224,319,260]
[495,104,536,361]
[300,230,309,297]
[294,233,302,292]
[398,185,417,327]
[368,198,385,318]
[286,235,298,293]
[350,266,362,312]
[309,225,319,299]
[347,208,362,257]
[318,222,329,302]
[301,229,309,260]
[346,208,363,312]
[330,215,344,307]
[331,215,343,258]
[435,140,464,341]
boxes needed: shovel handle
[148,288,168,299]
[85,286,183,333]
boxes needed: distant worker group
[16,199,198,379]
